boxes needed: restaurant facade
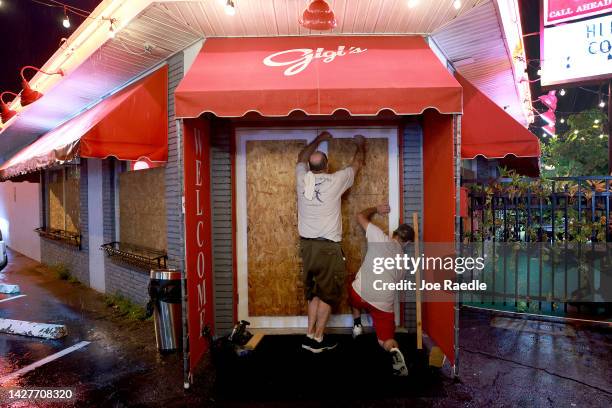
[0,0,540,384]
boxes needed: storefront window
[47,166,80,233]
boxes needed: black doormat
[213,333,446,403]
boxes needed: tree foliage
[541,108,608,177]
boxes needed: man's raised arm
[351,135,366,175]
[297,131,332,164]
[356,204,391,231]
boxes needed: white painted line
[0,318,67,339]
[0,294,26,303]
[0,341,90,385]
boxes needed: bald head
[309,151,328,173]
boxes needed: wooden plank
[246,139,307,316]
[413,212,423,350]
[119,167,167,251]
[244,332,265,350]
[328,137,389,313]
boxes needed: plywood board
[48,170,64,231]
[328,138,389,313]
[119,167,167,251]
[246,139,307,316]
[64,167,80,234]
[48,168,80,233]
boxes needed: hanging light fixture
[538,90,557,111]
[0,91,18,124]
[19,66,64,106]
[453,0,462,10]
[300,0,337,31]
[540,109,556,125]
[62,6,71,28]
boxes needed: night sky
[0,0,101,99]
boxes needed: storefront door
[235,127,399,329]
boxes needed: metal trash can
[148,269,182,352]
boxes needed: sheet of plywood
[48,169,64,231]
[246,139,307,316]
[328,138,389,313]
[64,166,80,234]
[119,167,167,251]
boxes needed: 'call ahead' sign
[541,13,612,86]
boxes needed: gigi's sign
[183,119,213,379]
[263,46,367,76]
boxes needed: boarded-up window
[48,167,80,233]
[118,167,167,251]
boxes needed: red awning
[175,36,462,118]
[457,73,540,160]
[0,66,168,180]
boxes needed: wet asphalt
[0,248,610,407]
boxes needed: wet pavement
[0,248,610,407]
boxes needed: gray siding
[210,118,234,334]
[104,53,185,306]
[402,121,423,332]
[165,53,185,271]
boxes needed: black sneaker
[303,336,337,353]
[301,336,315,351]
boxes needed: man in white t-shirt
[297,130,366,353]
[349,204,414,376]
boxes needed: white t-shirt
[352,223,404,313]
[296,162,354,242]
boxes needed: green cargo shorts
[300,238,346,307]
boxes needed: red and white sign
[183,119,214,378]
[544,0,612,26]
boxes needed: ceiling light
[225,0,236,16]
[300,0,337,31]
[559,88,566,96]
[600,100,606,108]
[407,0,419,8]
[62,7,70,28]
[560,118,565,124]
[453,0,462,10]
[594,119,600,124]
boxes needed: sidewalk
[0,249,610,407]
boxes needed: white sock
[306,333,314,339]
[314,336,323,343]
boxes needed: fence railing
[460,176,612,320]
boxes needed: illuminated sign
[544,0,612,26]
[541,13,612,86]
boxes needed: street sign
[541,13,612,86]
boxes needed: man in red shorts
[349,204,414,376]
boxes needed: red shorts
[348,285,395,342]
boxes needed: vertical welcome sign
[183,119,214,378]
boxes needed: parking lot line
[0,341,91,385]
[0,295,27,303]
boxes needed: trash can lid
[150,269,182,280]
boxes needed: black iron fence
[460,176,612,320]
